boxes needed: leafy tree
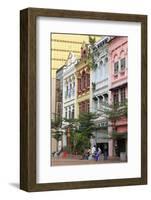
[74,133,90,154]
[62,117,79,154]
[52,130,63,141]
[78,112,97,138]
[97,100,127,133]
[51,114,63,152]
[87,36,98,70]
[89,36,96,45]
[51,114,62,129]
[63,112,97,154]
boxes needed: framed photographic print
[20,8,147,191]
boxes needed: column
[97,96,100,111]
[108,124,114,158]
[118,88,121,103]
[67,107,69,119]
[108,90,114,158]
[65,79,68,99]
[62,79,66,119]
[62,130,67,147]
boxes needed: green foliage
[62,132,90,155]
[51,115,63,144]
[92,82,96,91]
[62,145,72,154]
[52,130,63,142]
[74,133,90,154]
[88,55,98,70]
[87,36,98,71]
[51,115,62,129]
[62,112,97,154]
[120,100,128,118]
[97,100,128,130]
[89,36,96,45]
[112,131,127,139]
[78,112,97,138]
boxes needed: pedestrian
[91,145,96,159]
[98,147,101,160]
[87,148,91,160]
[95,147,101,161]
[82,148,89,160]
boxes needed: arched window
[81,70,85,90]
[120,57,126,71]
[114,61,119,74]
[100,60,103,80]
[87,73,90,87]
[120,50,125,58]
[68,107,71,119]
[87,101,89,112]
[78,78,81,94]
[120,51,126,71]
[84,72,87,89]
[72,106,75,119]
[73,82,75,95]
[113,90,119,105]
[103,57,108,78]
[65,107,67,119]
[105,57,108,63]
[95,64,99,82]
[66,85,68,98]
[69,83,72,97]
[113,54,118,74]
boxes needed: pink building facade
[108,36,128,158]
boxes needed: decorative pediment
[65,52,78,67]
[76,65,90,78]
[81,41,89,59]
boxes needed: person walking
[91,145,96,159]
[95,147,101,161]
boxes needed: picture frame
[20,7,147,192]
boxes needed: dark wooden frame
[20,7,147,192]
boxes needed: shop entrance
[97,143,108,155]
[116,139,126,157]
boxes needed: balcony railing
[112,68,128,82]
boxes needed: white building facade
[62,52,77,147]
[90,37,111,155]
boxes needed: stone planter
[120,152,127,161]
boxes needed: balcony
[112,68,128,83]
[92,78,108,93]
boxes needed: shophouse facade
[52,66,64,153]
[90,36,111,154]
[55,66,64,118]
[62,52,77,147]
[75,42,90,118]
[108,36,128,158]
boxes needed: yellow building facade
[51,34,101,153]
[51,33,101,120]
[75,42,90,118]
[51,33,101,77]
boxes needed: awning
[109,83,127,91]
[112,132,127,139]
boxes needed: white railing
[95,78,108,90]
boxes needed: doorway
[116,139,126,157]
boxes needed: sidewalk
[51,157,126,166]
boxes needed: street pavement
[51,157,126,166]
